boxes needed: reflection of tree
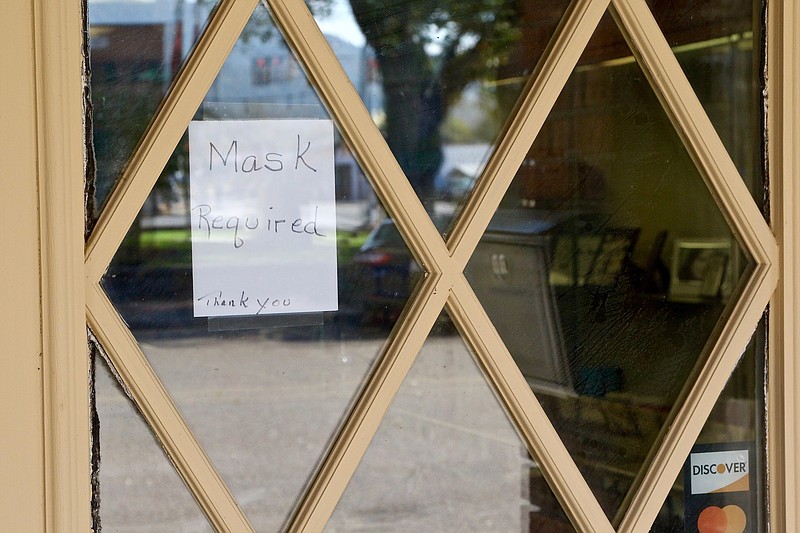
[347,0,520,204]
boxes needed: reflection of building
[88,1,189,208]
[88,0,382,212]
[207,30,381,113]
[436,144,491,201]
[88,0,383,103]
[204,26,381,209]
[88,0,191,87]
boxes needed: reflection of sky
[313,0,365,47]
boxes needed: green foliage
[134,227,368,267]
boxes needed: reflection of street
[96,332,535,532]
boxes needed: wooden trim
[767,0,799,531]
[445,1,617,530]
[84,0,258,528]
[449,0,611,269]
[270,1,615,530]
[447,275,614,533]
[77,0,790,531]
[617,269,773,533]
[33,0,93,530]
[0,0,46,529]
[610,1,778,531]
[611,0,776,266]
[266,4,452,529]
[84,0,259,283]
[267,0,450,276]
[86,283,253,531]
[286,275,447,532]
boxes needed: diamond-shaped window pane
[312,0,571,233]
[325,314,576,532]
[650,0,764,206]
[464,11,752,525]
[88,0,222,218]
[653,325,765,532]
[99,3,423,529]
[95,352,213,532]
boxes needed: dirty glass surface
[87,0,221,219]
[97,3,424,530]
[326,315,576,533]
[313,0,572,233]
[463,7,765,527]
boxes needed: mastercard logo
[697,505,747,533]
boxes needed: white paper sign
[189,119,338,317]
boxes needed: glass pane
[312,0,571,228]
[652,325,766,532]
[99,3,422,529]
[95,351,213,532]
[88,0,221,219]
[325,316,576,532]
[653,1,764,205]
[464,11,754,525]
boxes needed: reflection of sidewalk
[95,333,527,532]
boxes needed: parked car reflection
[350,216,450,324]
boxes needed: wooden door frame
[767,1,800,531]
[0,0,49,530]
[0,0,90,531]
[1,0,797,531]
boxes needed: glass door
[83,0,778,531]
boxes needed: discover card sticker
[684,442,756,533]
[189,119,338,318]
[690,449,749,495]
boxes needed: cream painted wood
[269,0,613,530]
[0,0,782,531]
[449,0,610,269]
[285,275,448,531]
[768,1,800,531]
[607,0,777,529]
[86,284,253,531]
[445,0,615,529]
[83,0,259,529]
[265,2,452,529]
[611,0,776,264]
[32,0,94,530]
[447,275,615,532]
[0,1,47,530]
[609,1,777,531]
[267,0,451,276]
